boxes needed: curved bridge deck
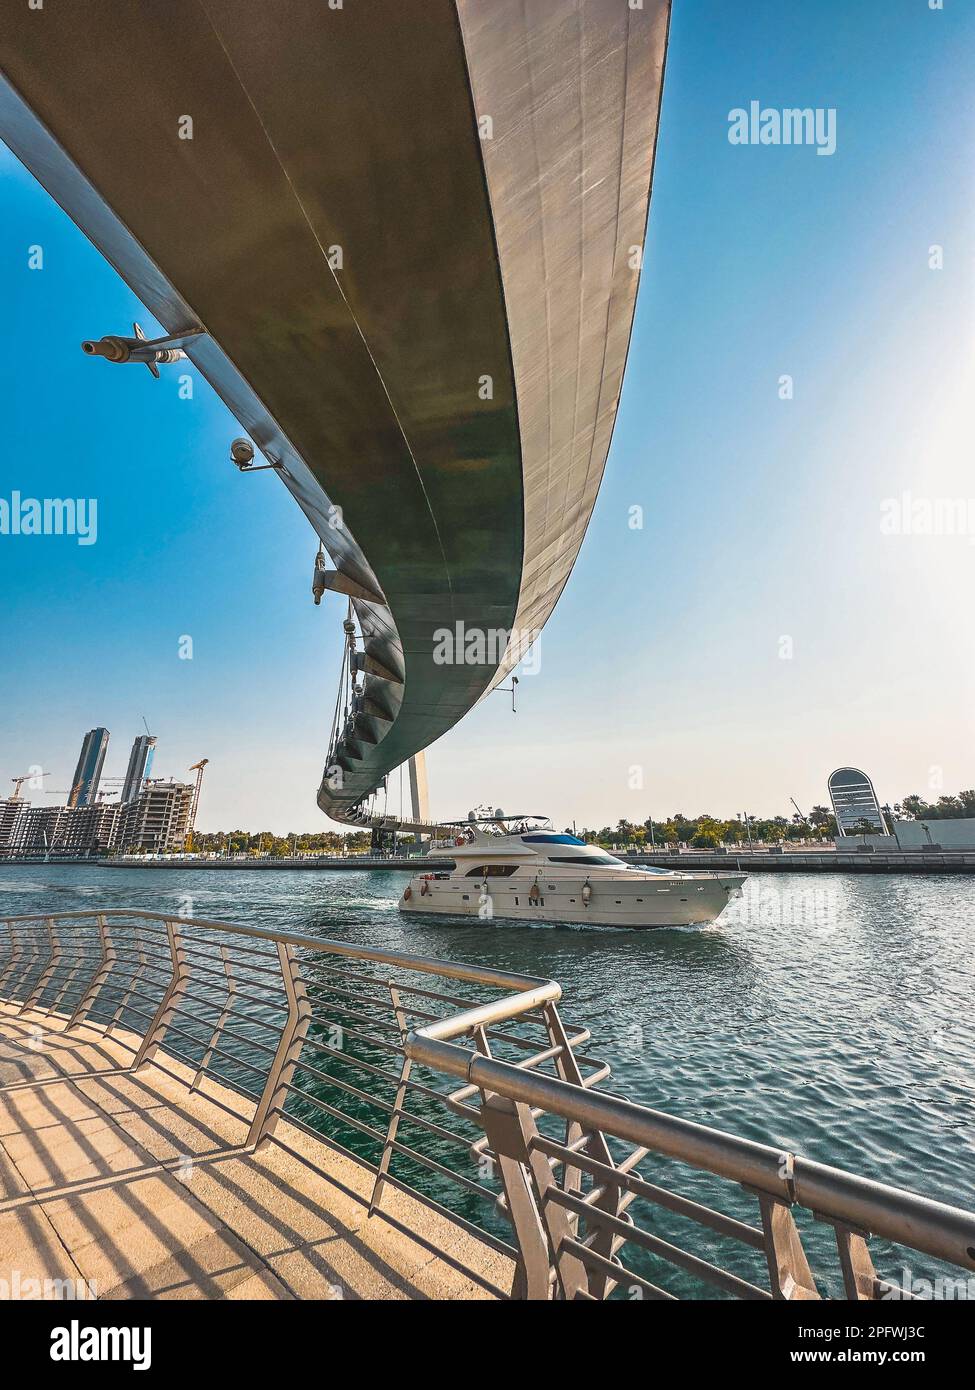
[0,1003,506,1300]
[0,1,671,820]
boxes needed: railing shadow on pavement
[1,909,973,1301]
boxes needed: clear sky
[1,0,973,833]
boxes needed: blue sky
[1,0,973,832]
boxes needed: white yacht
[398,818,745,929]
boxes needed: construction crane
[185,759,209,851]
[10,772,48,799]
[42,778,124,799]
[41,781,84,801]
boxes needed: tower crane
[186,759,209,851]
[10,772,48,799]
[41,782,85,801]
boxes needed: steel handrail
[406,1014,975,1273]
[3,908,974,1288]
[1,908,557,999]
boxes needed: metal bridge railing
[1,909,973,1301]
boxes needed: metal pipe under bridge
[2,909,973,1301]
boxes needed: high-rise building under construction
[121,733,156,805]
[68,728,110,807]
[116,781,192,855]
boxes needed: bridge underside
[0,0,670,820]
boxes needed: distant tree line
[572,791,975,849]
[186,829,373,856]
[897,791,975,821]
[571,809,838,850]
[180,789,975,855]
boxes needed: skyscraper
[69,727,110,807]
[121,734,156,805]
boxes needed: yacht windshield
[520,833,586,846]
[547,852,628,867]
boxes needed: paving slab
[0,1001,510,1300]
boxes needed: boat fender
[582,880,592,906]
[403,885,412,901]
[529,882,540,904]
[421,880,430,898]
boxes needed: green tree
[691,827,720,848]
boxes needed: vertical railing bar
[543,1002,621,1298]
[479,1088,571,1300]
[246,943,310,1148]
[368,982,412,1216]
[753,1187,822,1300]
[468,1023,587,1300]
[829,1220,883,1300]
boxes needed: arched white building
[828,767,888,836]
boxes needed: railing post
[369,983,411,1216]
[543,1006,585,1210]
[469,1014,590,1300]
[246,942,310,1148]
[0,919,23,995]
[830,1221,883,1299]
[755,1190,821,1299]
[132,920,188,1068]
[68,914,115,1028]
[544,1003,621,1297]
[479,1091,554,1300]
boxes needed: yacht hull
[398,873,744,929]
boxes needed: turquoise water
[2,865,972,1292]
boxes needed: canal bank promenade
[3,848,975,874]
[2,908,974,1301]
[0,1002,507,1298]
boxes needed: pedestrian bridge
[0,0,672,822]
[2,910,973,1300]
